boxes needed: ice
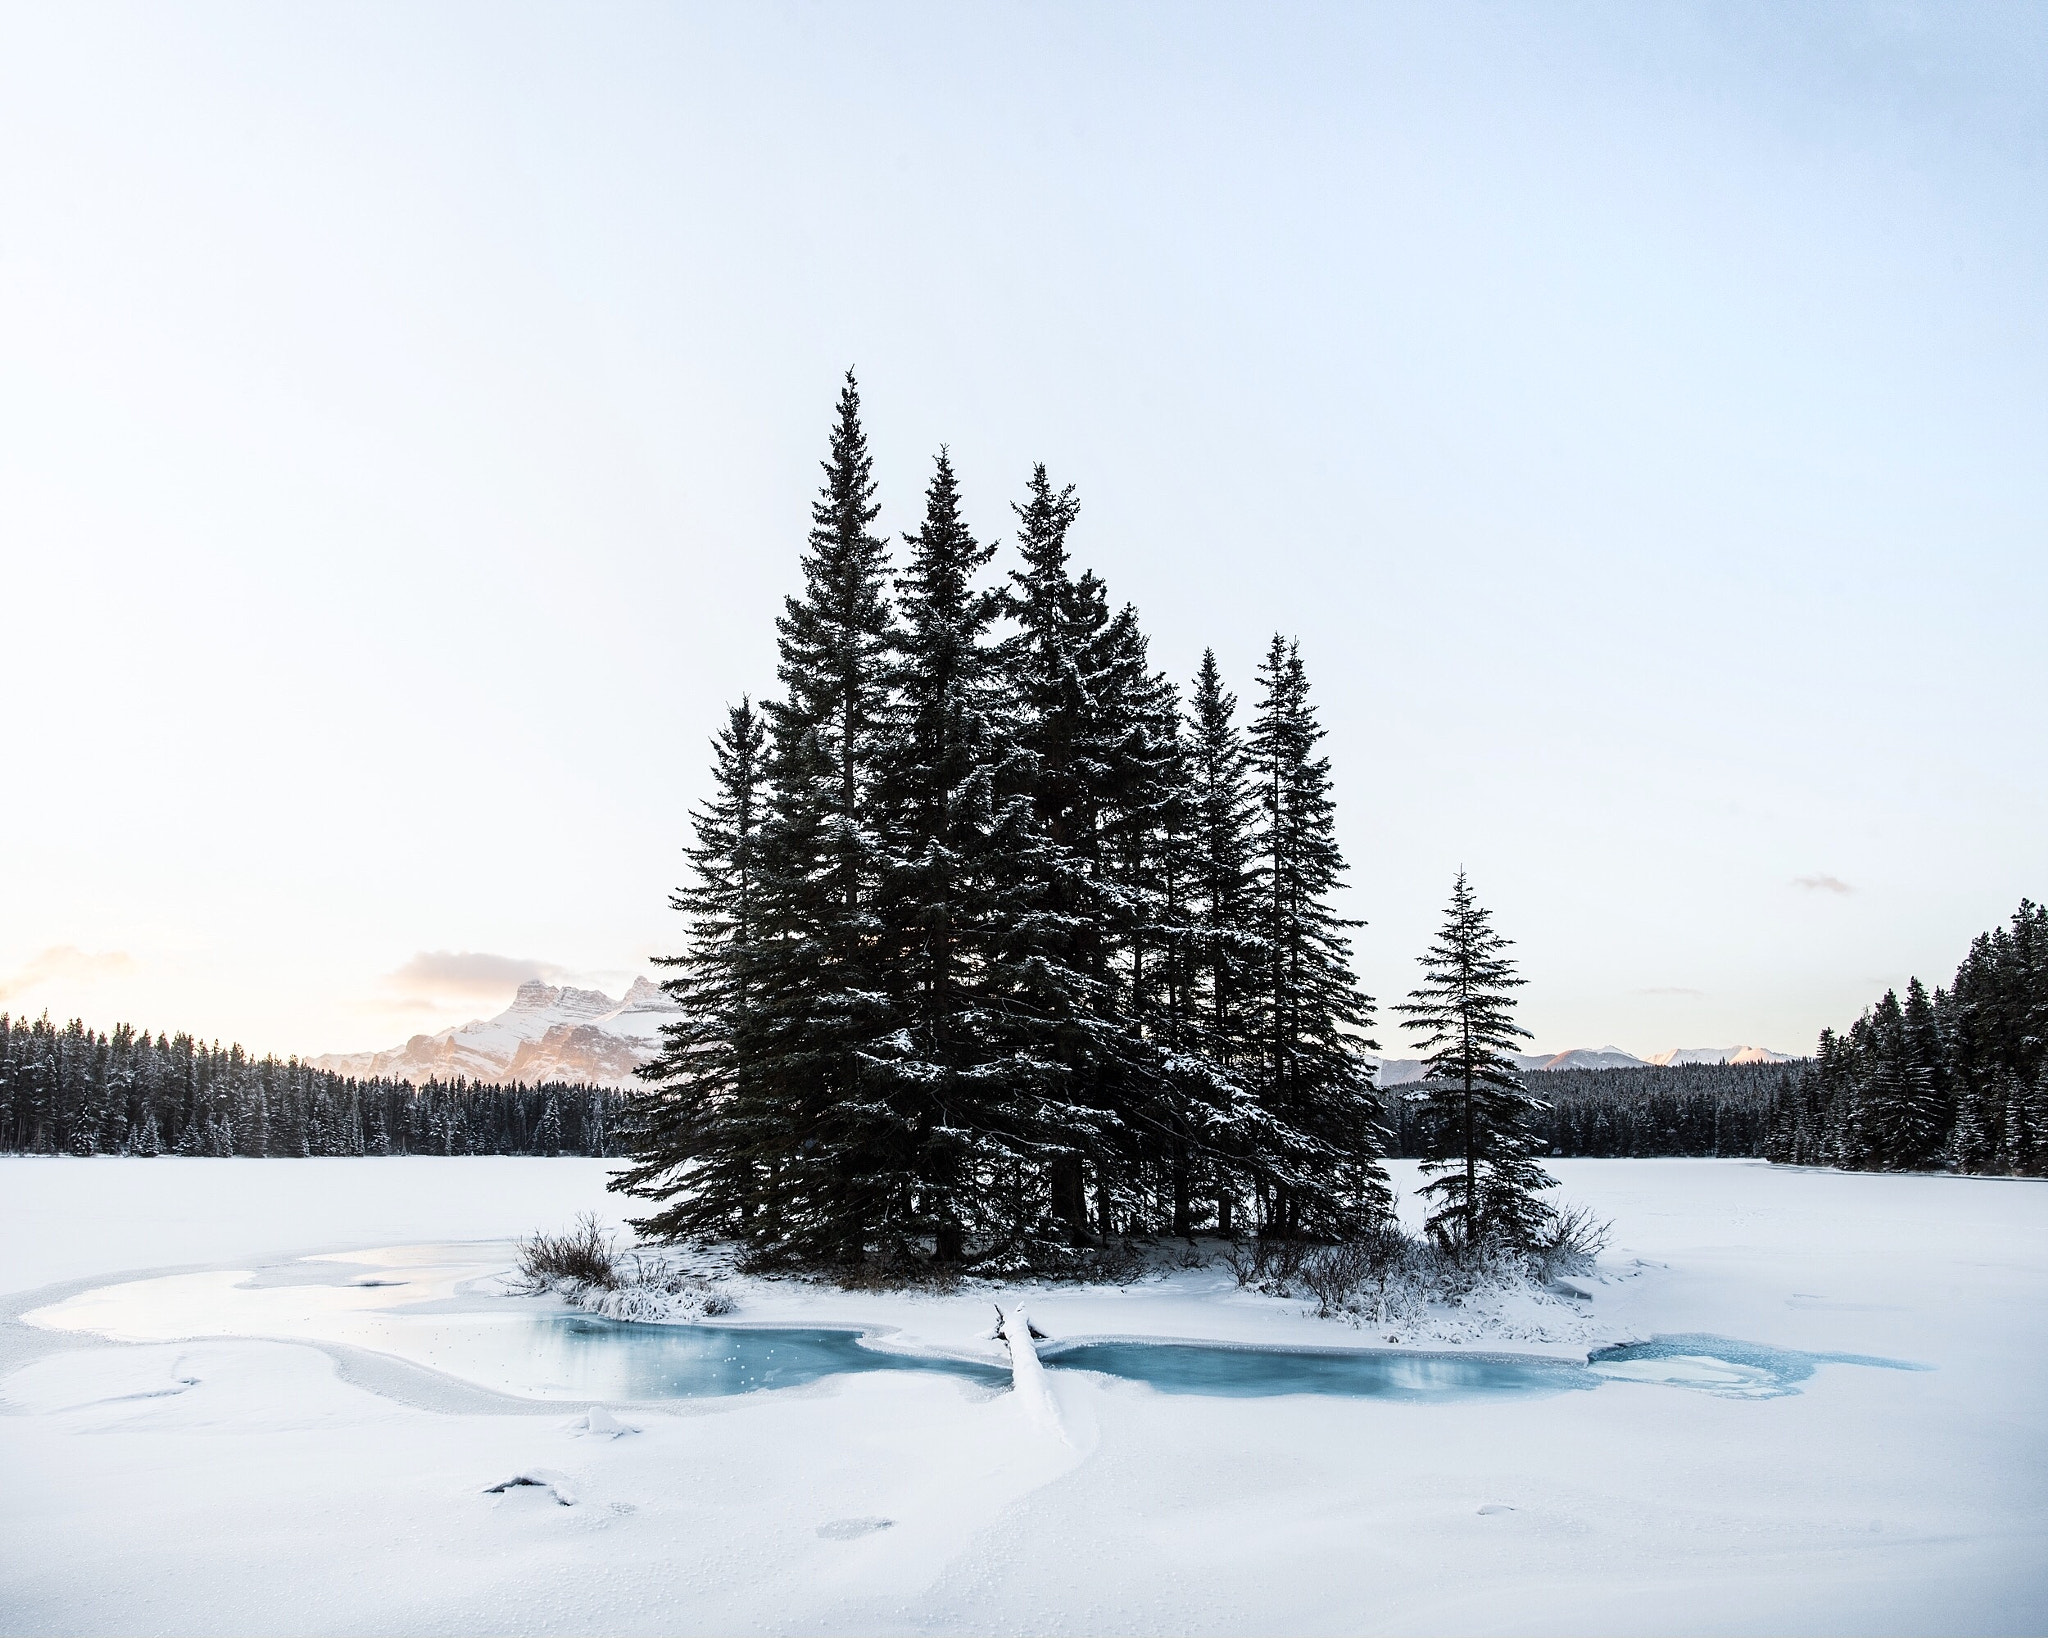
[1,1156,2044,1634]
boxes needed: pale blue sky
[2,2,2042,1057]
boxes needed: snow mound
[571,1406,634,1439]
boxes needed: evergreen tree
[996,465,1141,1239]
[613,700,770,1240]
[866,449,1051,1261]
[1397,870,1554,1251]
[742,371,903,1264]
[1185,650,1260,1232]
[1860,981,1948,1169]
[1245,636,1389,1237]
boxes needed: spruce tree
[1397,870,1554,1252]
[997,466,1142,1239]
[737,372,902,1264]
[1186,650,1260,1233]
[1245,635,1389,1237]
[1087,603,1209,1237]
[613,699,770,1241]
[867,449,1052,1262]
[1873,980,1948,1169]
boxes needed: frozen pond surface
[5,1159,2038,1637]
[25,1243,1921,1403]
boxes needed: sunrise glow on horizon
[3,3,2042,1063]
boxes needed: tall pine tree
[613,700,769,1240]
[1185,649,1261,1233]
[1245,636,1389,1237]
[1397,870,1554,1251]
[867,449,1055,1262]
[997,466,1143,1239]
[741,372,901,1264]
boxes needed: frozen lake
[24,1242,1918,1404]
[1,1156,2043,1636]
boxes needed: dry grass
[513,1212,622,1293]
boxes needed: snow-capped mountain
[1366,1042,1790,1083]
[1515,1046,1650,1073]
[1647,1045,1795,1066]
[322,985,1792,1091]
[314,979,679,1089]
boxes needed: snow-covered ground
[1,1157,2043,1636]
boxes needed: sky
[2,2,2043,1061]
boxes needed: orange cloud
[0,946,137,1003]
[383,950,562,999]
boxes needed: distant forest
[1384,1060,1789,1162]
[12,901,2040,1179]
[0,1013,626,1158]
[1,1006,1786,1164]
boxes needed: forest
[1766,900,2048,1176]
[0,1003,1785,1167]
[1385,1060,1787,1161]
[0,1012,624,1159]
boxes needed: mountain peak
[314,977,681,1088]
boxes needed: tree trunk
[1049,1154,1086,1240]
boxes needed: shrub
[1221,1236,1313,1292]
[1531,1201,1611,1281]
[514,1212,622,1293]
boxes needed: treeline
[0,1012,625,1158]
[1385,1061,1792,1161]
[1765,900,2048,1175]
[617,374,1399,1269]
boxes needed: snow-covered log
[997,1305,1063,1435]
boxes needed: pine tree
[866,448,1051,1262]
[743,373,905,1265]
[996,465,1142,1240]
[1397,870,1554,1252]
[1245,636,1389,1238]
[628,373,903,1265]
[1873,980,1948,1169]
[613,700,769,1240]
[1185,649,1260,1233]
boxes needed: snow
[1648,1046,1796,1067]
[1517,1045,1649,1072]
[311,978,679,1087]
[2,1157,2044,1635]
[997,1307,1064,1437]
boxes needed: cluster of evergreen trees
[1766,900,2048,1175]
[617,376,1557,1270]
[0,1012,624,1158]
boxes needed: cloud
[1793,874,1853,895]
[384,951,563,999]
[346,995,446,1015]
[0,946,137,1002]
[1635,986,1704,997]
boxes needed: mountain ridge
[312,978,679,1089]
[319,982,1792,1092]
